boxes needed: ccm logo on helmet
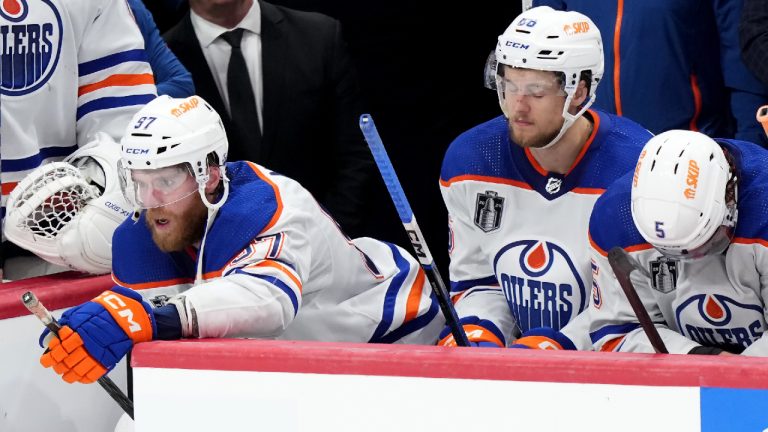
[125,148,149,155]
[505,41,530,50]
[171,97,200,117]
[684,160,700,200]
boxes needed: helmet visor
[655,225,734,261]
[496,75,567,98]
[119,162,199,209]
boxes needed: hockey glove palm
[509,327,576,350]
[39,286,156,383]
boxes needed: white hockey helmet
[4,133,130,274]
[631,130,737,260]
[118,95,228,210]
[486,6,604,148]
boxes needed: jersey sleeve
[740,243,768,356]
[76,0,157,145]
[437,180,516,347]
[179,225,310,339]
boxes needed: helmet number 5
[655,221,665,239]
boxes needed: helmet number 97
[133,116,157,130]
[655,221,665,239]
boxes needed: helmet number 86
[133,116,157,130]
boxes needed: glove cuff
[167,295,199,338]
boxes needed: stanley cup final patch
[650,257,678,294]
[474,191,504,232]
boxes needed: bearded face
[145,192,209,252]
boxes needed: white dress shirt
[190,3,264,126]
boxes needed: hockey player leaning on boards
[437,6,652,350]
[37,95,445,386]
[589,130,768,356]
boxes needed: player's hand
[39,286,156,383]
[509,327,576,350]
[437,317,505,347]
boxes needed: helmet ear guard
[631,130,737,260]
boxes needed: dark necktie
[221,28,261,162]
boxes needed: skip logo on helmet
[171,96,201,117]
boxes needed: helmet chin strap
[194,171,230,285]
[537,93,595,150]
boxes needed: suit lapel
[260,2,288,162]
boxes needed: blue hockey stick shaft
[359,114,469,347]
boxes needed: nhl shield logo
[545,177,562,194]
[650,257,678,293]
[474,191,504,232]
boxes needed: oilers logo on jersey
[0,0,62,96]
[495,239,587,333]
[676,293,764,352]
[474,191,504,232]
[650,257,678,293]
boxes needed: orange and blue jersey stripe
[77,49,155,120]
[369,243,438,343]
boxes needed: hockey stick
[359,114,469,347]
[607,247,668,354]
[21,291,135,419]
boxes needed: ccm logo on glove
[94,291,153,342]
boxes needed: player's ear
[204,166,221,194]
[570,80,589,108]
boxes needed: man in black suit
[163,0,372,236]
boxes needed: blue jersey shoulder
[575,110,652,190]
[588,171,647,252]
[203,161,281,271]
[440,116,521,182]
[720,139,768,242]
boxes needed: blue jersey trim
[77,94,156,120]
[79,49,148,76]
[368,243,411,343]
[2,144,79,172]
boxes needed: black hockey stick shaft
[607,247,668,354]
[21,291,135,419]
[359,115,470,347]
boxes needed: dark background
[145,0,522,278]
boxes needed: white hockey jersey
[439,110,651,348]
[589,139,768,356]
[111,161,444,344]
[0,0,156,206]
